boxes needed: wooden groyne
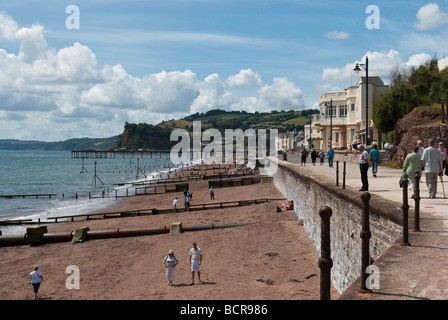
[0,197,286,225]
[208,176,261,188]
[0,194,57,199]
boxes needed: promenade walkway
[284,154,447,300]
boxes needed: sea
[0,150,179,235]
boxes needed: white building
[312,76,389,150]
[303,124,323,149]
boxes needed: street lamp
[308,113,312,149]
[353,56,369,145]
[324,99,333,149]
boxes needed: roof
[356,76,385,86]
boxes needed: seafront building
[303,124,323,150]
[312,76,389,150]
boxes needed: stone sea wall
[265,158,403,293]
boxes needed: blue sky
[1,0,448,141]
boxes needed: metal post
[342,161,346,189]
[359,192,372,293]
[336,161,339,186]
[330,99,333,148]
[365,57,369,145]
[412,171,421,232]
[318,206,333,300]
[401,177,411,246]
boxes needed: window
[325,106,337,118]
[339,105,347,117]
[351,104,355,112]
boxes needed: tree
[373,58,445,134]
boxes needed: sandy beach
[0,171,340,300]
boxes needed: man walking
[327,146,334,168]
[358,145,371,191]
[209,186,215,200]
[421,139,444,198]
[190,242,203,285]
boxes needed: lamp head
[353,63,362,74]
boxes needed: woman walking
[403,146,422,191]
[30,265,44,300]
[163,250,179,286]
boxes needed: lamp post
[309,114,312,149]
[324,99,333,149]
[353,56,369,145]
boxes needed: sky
[1,0,448,141]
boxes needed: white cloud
[415,3,448,30]
[191,73,235,114]
[231,77,305,113]
[0,11,18,40]
[15,24,48,63]
[405,53,432,67]
[323,31,350,39]
[320,50,432,85]
[226,69,263,88]
[0,13,307,140]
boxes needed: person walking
[183,189,188,203]
[190,242,203,285]
[173,197,178,212]
[417,140,425,182]
[319,150,325,165]
[310,148,317,166]
[438,142,447,176]
[300,147,308,166]
[421,139,444,198]
[369,143,380,177]
[358,145,371,191]
[185,196,191,212]
[163,250,179,286]
[30,265,44,300]
[209,186,215,200]
[402,146,422,191]
[327,146,334,168]
[417,140,424,158]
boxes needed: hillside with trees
[113,109,318,150]
[373,57,448,165]
[0,137,118,151]
[373,58,448,142]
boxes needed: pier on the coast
[71,149,202,159]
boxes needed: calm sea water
[0,150,176,235]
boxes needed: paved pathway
[282,154,448,300]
